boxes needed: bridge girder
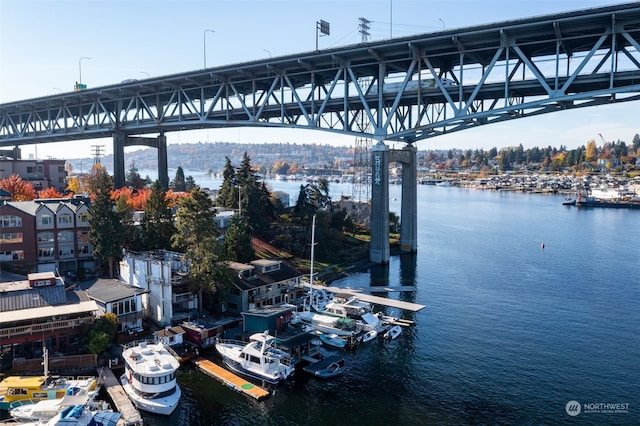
[1,3,639,148]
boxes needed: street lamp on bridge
[203,29,215,68]
[77,57,91,91]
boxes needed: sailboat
[293,215,363,337]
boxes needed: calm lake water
[141,177,638,425]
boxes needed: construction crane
[598,133,606,145]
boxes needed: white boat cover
[361,313,379,326]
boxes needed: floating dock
[98,367,143,426]
[193,358,270,401]
[301,354,344,376]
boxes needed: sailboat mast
[310,215,316,286]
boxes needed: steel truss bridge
[1,2,640,188]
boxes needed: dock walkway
[193,358,269,401]
[98,367,143,425]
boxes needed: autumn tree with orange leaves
[0,174,36,201]
[37,187,66,199]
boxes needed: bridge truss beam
[1,4,639,148]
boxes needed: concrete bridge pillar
[113,131,126,188]
[157,132,169,189]
[370,142,390,264]
[399,145,417,252]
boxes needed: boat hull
[120,378,181,415]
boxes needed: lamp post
[140,71,150,79]
[439,18,445,30]
[203,29,215,68]
[263,49,272,58]
[78,57,91,85]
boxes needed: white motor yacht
[120,341,181,415]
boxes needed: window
[39,248,55,259]
[77,230,89,242]
[58,166,65,173]
[1,215,22,228]
[112,298,137,316]
[11,250,24,260]
[0,232,23,243]
[38,232,55,242]
[39,215,53,226]
[59,246,74,257]
[27,166,36,173]
[78,212,89,223]
[58,213,73,225]
[58,230,74,242]
[78,245,92,255]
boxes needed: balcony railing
[0,316,94,339]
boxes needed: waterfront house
[0,271,98,362]
[119,249,198,327]
[83,278,149,335]
[225,258,305,315]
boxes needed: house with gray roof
[84,278,149,334]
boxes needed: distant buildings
[0,157,67,193]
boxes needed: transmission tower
[91,145,105,167]
[359,17,371,43]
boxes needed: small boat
[9,377,99,422]
[39,403,120,426]
[215,331,295,385]
[314,362,343,379]
[0,348,98,412]
[120,340,181,415]
[562,197,576,206]
[318,333,346,348]
[384,325,403,340]
[359,329,378,343]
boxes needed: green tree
[223,215,255,262]
[216,157,237,208]
[88,331,111,355]
[172,186,229,314]
[115,190,138,250]
[141,180,176,250]
[171,166,187,191]
[125,160,146,189]
[88,169,126,278]
[236,151,269,234]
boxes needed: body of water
[140,177,638,425]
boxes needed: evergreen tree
[115,191,138,250]
[172,186,229,314]
[171,166,187,191]
[216,157,237,208]
[125,160,146,189]
[223,215,255,262]
[236,151,268,233]
[88,169,126,278]
[141,180,176,250]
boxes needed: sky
[1,0,638,161]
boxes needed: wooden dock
[193,358,269,401]
[314,284,426,312]
[98,367,143,425]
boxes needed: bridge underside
[1,4,639,261]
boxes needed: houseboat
[120,340,181,415]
